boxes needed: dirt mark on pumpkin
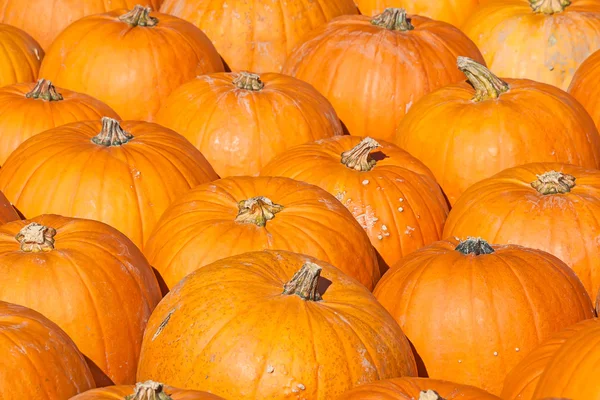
[152,309,175,341]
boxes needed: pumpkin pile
[0,1,598,399]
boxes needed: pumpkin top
[457,57,509,102]
[371,8,414,31]
[125,380,172,400]
[531,171,576,195]
[282,262,323,301]
[25,79,63,101]
[235,196,284,227]
[15,222,56,252]
[420,390,445,400]
[92,117,134,146]
[455,237,495,255]
[119,5,158,27]
[530,0,571,14]
[233,72,265,91]
[340,137,381,171]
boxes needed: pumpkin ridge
[119,5,158,27]
[92,117,134,146]
[125,380,173,400]
[457,57,509,102]
[235,196,284,227]
[282,263,323,301]
[455,237,495,255]
[16,222,56,252]
[233,72,264,91]
[530,0,571,14]
[371,8,414,31]
[531,171,576,195]
[25,79,63,101]
[340,137,381,171]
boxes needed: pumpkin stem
[233,72,264,91]
[119,5,158,27]
[340,137,381,172]
[530,0,571,14]
[124,381,173,400]
[455,237,495,255]
[457,57,509,102]
[235,196,284,227]
[283,263,323,301]
[25,79,63,101]
[371,8,414,31]
[92,117,133,146]
[16,222,56,252]
[419,390,447,400]
[531,171,576,195]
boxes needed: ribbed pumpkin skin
[282,14,484,140]
[0,301,95,398]
[260,136,449,271]
[395,79,600,205]
[0,120,218,250]
[373,239,594,395]
[0,215,163,386]
[568,49,600,131]
[443,163,600,299]
[159,0,358,73]
[137,250,417,399]
[0,24,43,87]
[354,0,480,26]
[39,8,224,121]
[462,0,600,91]
[70,384,223,400]
[339,377,501,400]
[0,82,119,166]
[155,73,343,177]
[0,191,18,224]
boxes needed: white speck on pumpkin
[266,365,274,373]
[297,384,306,391]
[377,235,383,240]
[493,352,498,356]
[399,198,404,202]
[381,225,388,231]
[405,226,415,235]
[362,179,369,185]
[398,207,404,212]
[515,348,520,352]
[458,359,462,363]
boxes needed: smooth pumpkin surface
[0,79,119,166]
[374,238,594,395]
[0,301,94,398]
[137,250,418,399]
[0,24,43,87]
[39,6,224,121]
[261,136,449,272]
[70,380,224,400]
[145,176,380,290]
[462,0,600,90]
[0,118,218,250]
[395,57,600,205]
[568,48,600,132]
[159,0,358,73]
[156,72,343,177]
[282,9,484,140]
[444,163,600,299]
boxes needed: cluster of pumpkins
[0,0,599,399]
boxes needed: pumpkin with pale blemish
[0,24,43,87]
[136,250,417,399]
[70,380,224,399]
[261,136,449,272]
[144,176,380,290]
[374,237,594,395]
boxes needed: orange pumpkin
[340,377,501,400]
[444,163,600,299]
[394,57,600,205]
[261,136,449,272]
[0,24,43,87]
[0,215,163,386]
[39,6,223,121]
[462,0,600,90]
[282,8,484,140]
[373,237,594,395]
[145,176,380,290]
[137,250,417,398]
[568,48,600,132]
[0,79,119,166]
[159,0,358,73]
[155,72,343,177]
[0,191,18,224]
[0,118,218,250]
[70,380,224,400]
[0,301,95,398]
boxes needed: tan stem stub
[25,79,63,101]
[16,222,56,252]
[455,237,495,255]
[233,72,264,91]
[341,137,381,171]
[282,263,323,301]
[235,197,284,227]
[530,0,571,14]
[119,5,158,27]
[125,381,172,400]
[531,171,576,195]
[457,57,510,102]
[419,390,446,400]
[92,117,133,146]
[371,8,414,31]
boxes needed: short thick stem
[282,263,323,301]
[341,137,381,171]
[233,72,264,91]
[124,381,172,400]
[530,0,571,14]
[455,237,494,255]
[16,222,56,252]
[531,171,575,195]
[457,57,509,101]
[420,390,446,400]
[119,5,158,27]
[92,117,133,146]
[371,8,414,31]
[235,197,284,227]
[25,79,63,101]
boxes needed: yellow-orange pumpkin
[0,24,43,87]
[70,380,224,400]
[568,48,600,132]
[354,0,481,26]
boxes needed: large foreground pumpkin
[0,118,218,249]
[394,57,600,205]
[374,237,594,395]
[39,6,224,120]
[261,136,449,271]
[282,8,484,140]
[155,72,343,177]
[145,176,380,290]
[568,48,600,132]
[444,163,600,299]
[70,380,223,400]
[0,301,94,398]
[0,79,119,166]
[159,0,358,73]
[0,24,43,87]
[462,0,600,90]
[137,250,417,398]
